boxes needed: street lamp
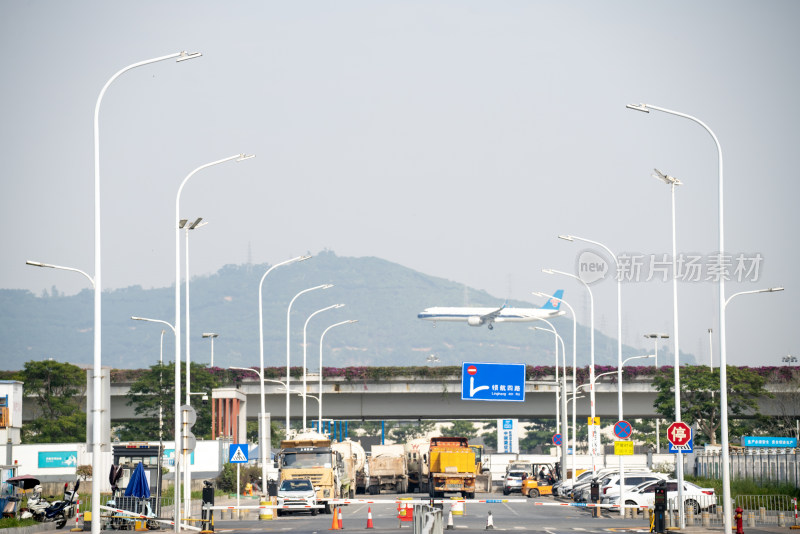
[627,101,728,530]
[286,284,333,434]
[644,334,669,453]
[534,291,578,483]
[258,254,311,490]
[426,354,440,365]
[302,304,344,429]
[783,355,798,364]
[201,333,219,367]
[174,154,253,525]
[543,268,598,474]
[94,51,200,534]
[181,216,207,517]
[530,321,568,476]
[318,320,357,430]
[559,234,626,513]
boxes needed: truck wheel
[503,487,510,496]
[527,489,540,498]
[325,504,333,515]
[466,492,475,500]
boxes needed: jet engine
[467,316,484,327]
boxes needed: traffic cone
[446,508,454,530]
[485,510,494,530]
[338,507,344,529]
[329,506,340,530]
[366,507,374,529]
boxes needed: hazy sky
[2,1,797,368]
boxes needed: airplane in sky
[417,290,565,330]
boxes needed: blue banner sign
[461,362,525,402]
[38,451,77,468]
[164,449,195,465]
[741,436,798,448]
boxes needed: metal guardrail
[663,494,798,527]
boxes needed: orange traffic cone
[329,506,340,530]
[338,507,344,529]
[366,507,374,529]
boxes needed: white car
[276,479,319,516]
[610,479,716,514]
[575,470,656,503]
[600,472,669,503]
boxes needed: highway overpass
[92,373,794,423]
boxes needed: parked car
[607,479,716,514]
[502,470,529,495]
[575,470,657,503]
[276,479,318,516]
[599,472,669,503]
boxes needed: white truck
[367,444,408,494]
[331,438,366,498]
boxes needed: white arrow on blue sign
[229,443,249,463]
[461,362,525,402]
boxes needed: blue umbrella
[124,462,151,499]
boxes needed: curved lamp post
[302,304,344,429]
[257,255,310,489]
[534,291,577,483]
[559,234,627,514]
[530,320,568,476]
[93,51,200,534]
[174,154,253,522]
[286,284,333,433]
[543,268,597,474]
[318,320,357,430]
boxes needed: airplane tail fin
[539,290,564,310]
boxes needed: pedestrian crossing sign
[229,444,249,463]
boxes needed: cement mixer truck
[277,431,344,514]
[331,438,366,498]
[404,437,431,494]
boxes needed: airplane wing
[480,305,505,322]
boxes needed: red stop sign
[467,365,477,375]
[667,421,691,446]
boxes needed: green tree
[124,362,219,441]
[390,420,435,442]
[246,419,285,449]
[441,420,478,440]
[652,365,769,445]
[480,421,497,449]
[518,419,555,452]
[18,360,86,443]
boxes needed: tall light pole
[302,304,344,429]
[644,333,669,453]
[559,234,626,514]
[627,101,730,530]
[181,217,206,520]
[542,268,597,473]
[648,167,688,519]
[174,154,252,529]
[286,284,333,434]
[708,329,713,370]
[258,255,311,491]
[530,320,568,477]
[534,291,577,482]
[318,320,357,430]
[201,333,218,367]
[94,51,200,534]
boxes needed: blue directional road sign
[229,443,249,463]
[461,362,525,402]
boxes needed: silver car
[276,479,319,516]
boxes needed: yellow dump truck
[278,431,343,514]
[427,437,476,499]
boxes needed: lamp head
[768,287,785,293]
[26,260,50,268]
[626,103,649,113]
[202,333,219,339]
[542,268,554,275]
[334,304,345,309]
[237,154,256,162]
[652,168,682,186]
[188,217,204,230]
[322,284,334,290]
[176,51,202,62]
[131,316,143,321]
[644,333,669,339]
[557,235,574,242]
[179,219,188,229]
